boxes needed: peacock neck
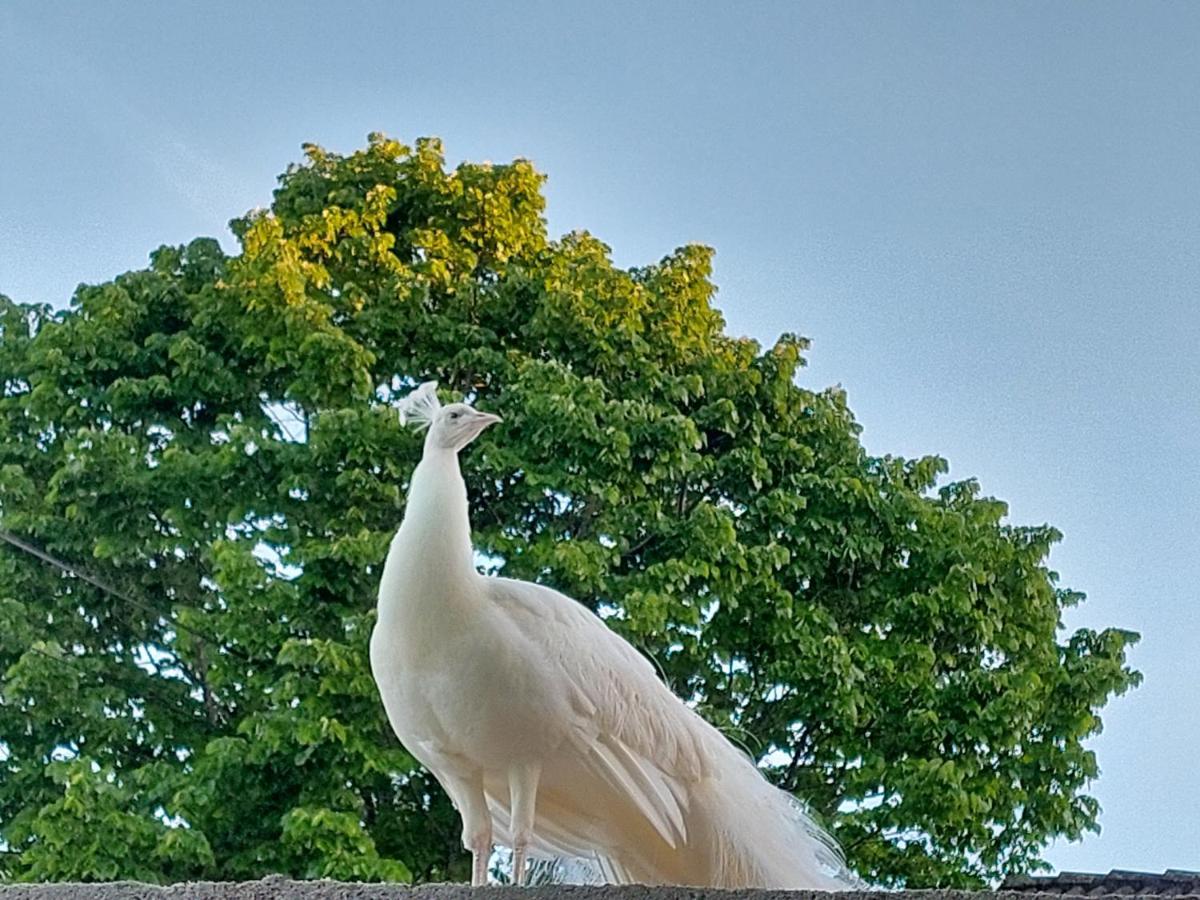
[376,439,483,630]
[399,445,477,580]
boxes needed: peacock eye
[449,412,460,419]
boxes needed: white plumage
[369,382,851,889]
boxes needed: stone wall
[4,878,1197,900]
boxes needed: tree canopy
[0,134,1140,886]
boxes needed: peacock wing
[487,576,714,849]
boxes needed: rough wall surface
[3,880,1200,900]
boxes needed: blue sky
[2,0,1197,875]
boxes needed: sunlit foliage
[0,135,1139,885]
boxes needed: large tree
[0,134,1139,886]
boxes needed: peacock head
[397,381,502,452]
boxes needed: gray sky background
[2,0,1197,875]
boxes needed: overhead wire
[0,527,257,666]
[0,526,262,722]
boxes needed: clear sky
[2,0,1197,876]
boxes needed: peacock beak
[475,411,502,428]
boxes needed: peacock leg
[447,775,492,886]
[471,842,489,888]
[508,762,542,886]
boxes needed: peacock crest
[397,380,442,430]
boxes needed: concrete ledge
[3,880,1200,900]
